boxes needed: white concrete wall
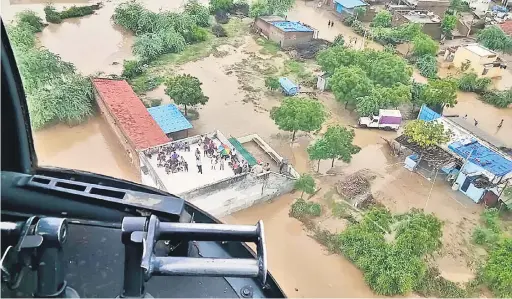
[180,172,296,218]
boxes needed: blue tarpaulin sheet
[270,21,313,32]
[448,141,512,177]
[417,105,441,122]
[147,104,192,134]
[279,77,299,95]
[334,0,368,9]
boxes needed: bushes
[480,89,512,108]
[335,208,444,296]
[333,34,344,46]
[212,24,227,37]
[371,10,392,28]
[416,54,438,78]
[210,0,234,13]
[133,33,166,61]
[44,5,62,23]
[289,199,322,219]
[184,0,210,27]
[16,10,44,32]
[190,26,208,42]
[264,76,279,91]
[412,33,439,57]
[457,73,491,93]
[480,238,512,298]
[122,60,146,79]
[44,4,98,24]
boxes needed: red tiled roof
[92,78,169,150]
[499,20,512,37]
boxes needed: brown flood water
[224,194,378,298]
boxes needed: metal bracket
[121,215,268,298]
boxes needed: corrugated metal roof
[334,0,368,9]
[270,21,314,32]
[147,104,192,134]
[92,78,169,150]
[448,141,512,177]
[499,20,512,36]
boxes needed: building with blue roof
[332,0,368,16]
[147,104,192,139]
[255,16,317,48]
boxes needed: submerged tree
[164,74,209,116]
[412,34,439,57]
[295,174,316,199]
[309,125,360,168]
[330,66,373,108]
[371,10,392,28]
[421,78,458,112]
[307,138,329,172]
[477,26,512,54]
[270,97,325,142]
[404,120,450,148]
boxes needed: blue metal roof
[270,21,313,32]
[448,141,512,177]
[334,0,368,8]
[147,104,192,134]
[279,77,298,94]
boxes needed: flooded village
[4,0,512,297]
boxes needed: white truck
[358,109,402,131]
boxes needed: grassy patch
[255,37,280,55]
[290,198,322,219]
[128,75,164,95]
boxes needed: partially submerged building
[92,78,170,175]
[331,0,369,18]
[396,105,512,207]
[392,10,442,39]
[397,0,450,16]
[254,16,317,48]
[446,43,506,78]
[139,131,299,217]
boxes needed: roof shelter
[395,135,458,168]
[147,104,192,134]
[270,21,314,32]
[92,78,169,150]
[333,0,368,9]
[448,140,512,177]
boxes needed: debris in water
[285,39,332,60]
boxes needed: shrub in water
[44,5,62,23]
[122,59,146,79]
[16,10,44,32]
[458,72,491,93]
[416,54,438,78]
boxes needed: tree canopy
[264,76,280,91]
[441,14,457,37]
[404,120,450,148]
[421,78,458,111]
[295,174,316,199]
[248,0,294,17]
[311,125,360,167]
[270,97,325,141]
[371,10,392,28]
[330,66,373,108]
[477,26,512,54]
[412,34,439,57]
[416,54,438,78]
[356,84,411,116]
[164,74,209,115]
[307,138,330,172]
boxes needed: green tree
[209,0,234,13]
[356,84,411,116]
[477,26,512,54]
[416,54,438,78]
[264,76,280,91]
[411,81,426,111]
[266,0,295,16]
[249,0,269,18]
[371,10,392,28]
[270,97,325,142]
[421,78,458,111]
[295,173,316,199]
[480,237,512,298]
[404,120,450,148]
[307,138,329,172]
[184,0,210,27]
[368,51,412,87]
[354,7,366,20]
[330,66,373,108]
[164,74,209,116]
[333,34,345,47]
[457,72,491,93]
[16,10,44,32]
[133,33,165,61]
[441,14,457,37]
[412,33,439,57]
[320,125,360,167]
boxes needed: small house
[331,0,368,18]
[147,104,193,140]
[254,17,317,48]
[392,10,442,39]
[450,43,506,79]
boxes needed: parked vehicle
[279,77,299,96]
[358,109,402,131]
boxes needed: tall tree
[249,0,269,18]
[330,66,373,108]
[368,52,412,87]
[477,26,512,54]
[321,125,360,167]
[404,120,450,148]
[356,84,411,116]
[441,14,457,38]
[307,138,329,172]
[371,10,392,28]
[412,33,439,57]
[270,97,325,142]
[420,78,458,112]
[295,174,316,199]
[164,74,209,116]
